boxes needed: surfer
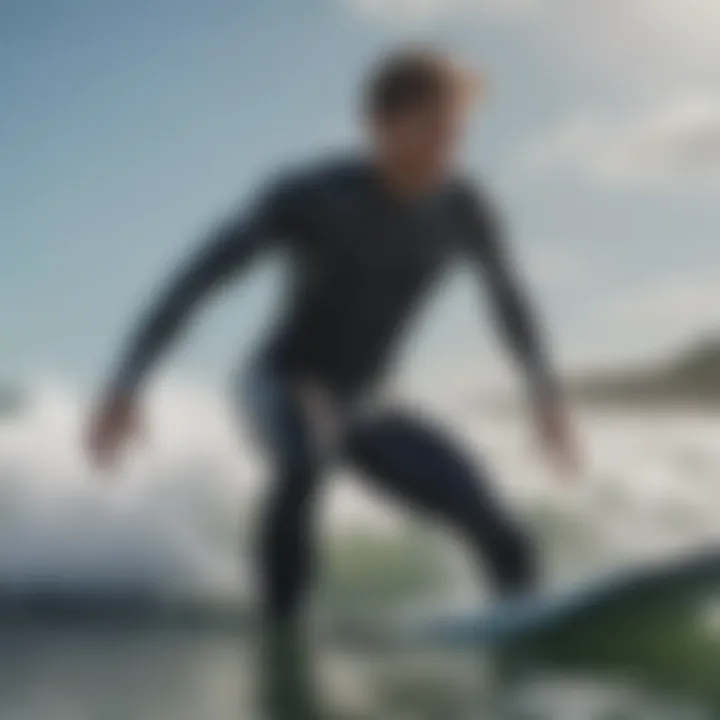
[87,48,578,627]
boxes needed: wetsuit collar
[366,156,453,208]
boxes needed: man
[87,48,577,628]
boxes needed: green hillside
[575,338,720,406]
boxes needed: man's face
[372,96,473,187]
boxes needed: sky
[2,0,720,392]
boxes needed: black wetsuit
[109,157,556,621]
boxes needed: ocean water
[0,381,718,718]
[2,621,718,718]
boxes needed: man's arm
[457,185,558,404]
[107,178,303,396]
[456,182,577,475]
[88,175,305,468]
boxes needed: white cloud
[542,0,720,89]
[347,0,720,90]
[346,0,536,22]
[522,96,720,189]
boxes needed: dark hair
[364,48,465,119]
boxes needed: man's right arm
[106,177,303,396]
[88,176,306,468]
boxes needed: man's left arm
[457,186,556,401]
[456,184,577,474]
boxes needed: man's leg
[345,409,538,596]
[241,362,327,625]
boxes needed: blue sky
[2,0,719,389]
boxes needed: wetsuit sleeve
[456,184,559,404]
[107,177,305,396]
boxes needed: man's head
[364,47,483,192]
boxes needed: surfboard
[404,545,720,651]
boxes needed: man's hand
[533,395,580,479]
[86,392,142,471]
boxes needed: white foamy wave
[0,378,421,600]
[466,406,720,579]
[0,379,718,600]
[0,379,253,599]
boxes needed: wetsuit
[108,157,557,622]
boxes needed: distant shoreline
[470,338,720,414]
[571,338,720,410]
